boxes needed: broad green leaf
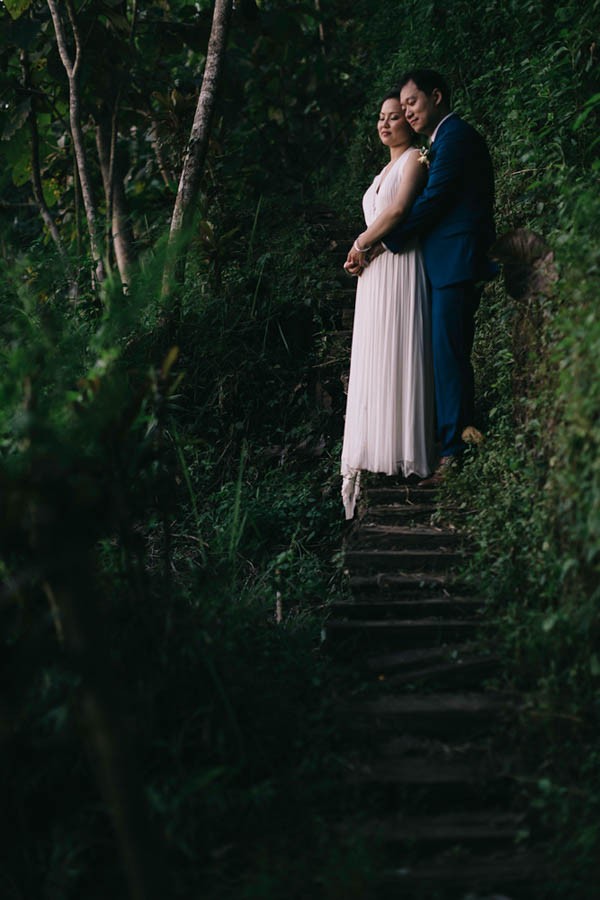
[11,152,31,187]
[42,177,61,208]
[4,0,33,20]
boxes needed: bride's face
[377,98,413,148]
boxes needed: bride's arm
[345,152,427,271]
[358,152,427,247]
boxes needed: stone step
[355,810,524,853]
[343,692,510,738]
[325,618,481,652]
[344,548,464,573]
[376,851,548,898]
[330,597,483,620]
[347,524,463,550]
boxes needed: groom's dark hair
[398,69,452,107]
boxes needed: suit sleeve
[384,126,471,253]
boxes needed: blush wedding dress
[341,148,435,519]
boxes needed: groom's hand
[366,242,385,263]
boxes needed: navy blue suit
[384,114,496,456]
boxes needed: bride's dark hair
[381,88,401,104]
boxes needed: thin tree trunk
[314,0,326,53]
[46,570,166,900]
[73,151,83,258]
[165,0,233,289]
[150,120,175,188]
[96,116,134,287]
[47,0,106,285]
[96,0,138,288]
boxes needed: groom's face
[400,80,444,137]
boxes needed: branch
[47,0,106,285]
[47,0,75,78]
[65,0,82,78]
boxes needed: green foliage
[0,190,347,897]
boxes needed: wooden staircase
[324,479,549,898]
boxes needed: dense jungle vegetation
[1,0,599,897]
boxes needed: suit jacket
[384,115,496,288]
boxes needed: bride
[341,90,436,519]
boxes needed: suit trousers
[430,280,481,457]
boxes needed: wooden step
[322,292,356,310]
[347,524,463,550]
[325,618,481,651]
[385,654,500,689]
[356,810,524,853]
[364,485,440,505]
[343,692,510,737]
[340,735,513,812]
[341,307,354,327]
[363,503,465,526]
[367,644,475,674]
[344,756,511,793]
[348,572,467,594]
[376,851,548,897]
[344,549,464,573]
[330,597,483,620]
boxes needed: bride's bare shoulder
[402,148,428,185]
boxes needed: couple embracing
[341,69,496,519]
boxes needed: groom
[353,69,496,471]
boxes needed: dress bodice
[362,148,417,227]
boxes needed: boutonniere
[418,144,432,166]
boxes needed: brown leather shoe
[420,455,457,485]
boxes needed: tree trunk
[47,0,106,285]
[96,116,134,287]
[44,568,167,900]
[150,120,175,189]
[165,0,233,289]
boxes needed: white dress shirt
[430,112,456,143]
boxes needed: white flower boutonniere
[418,145,432,167]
